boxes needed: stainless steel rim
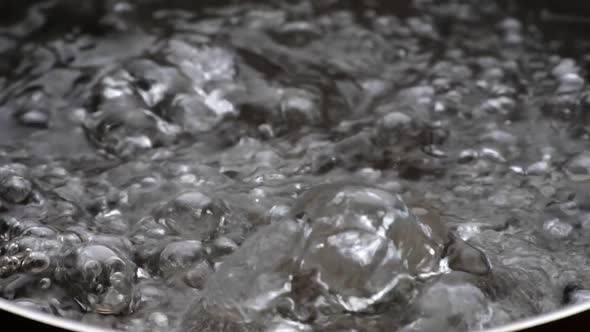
[482,301,590,332]
[2,297,590,332]
[0,298,118,332]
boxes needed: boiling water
[1,1,590,331]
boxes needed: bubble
[379,111,413,130]
[211,236,238,257]
[0,174,32,204]
[0,274,32,299]
[184,260,212,289]
[526,160,551,176]
[564,153,590,182]
[566,289,590,304]
[136,267,150,280]
[201,220,304,322]
[407,17,438,39]
[270,21,321,47]
[458,149,479,163]
[83,260,103,281]
[445,238,491,276]
[543,219,573,239]
[504,31,522,45]
[279,88,322,127]
[59,244,135,315]
[268,204,290,222]
[375,109,421,149]
[0,256,21,275]
[82,91,181,156]
[499,18,522,32]
[557,73,585,94]
[21,226,58,239]
[164,93,223,133]
[416,282,492,331]
[124,58,180,108]
[14,298,52,313]
[165,40,236,85]
[39,277,52,289]
[15,109,50,128]
[334,132,376,170]
[95,287,130,315]
[480,147,506,163]
[552,58,579,78]
[265,317,313,332]
[22,252,50,273]
[94,209,129,234]
[148,312,169,329]
[159,240,204,277]
[292,183,448,311]
[481,130,518,146]
[5,242,20,256]
[132,282,169,311]
[154,191,225,240]
[5,236,61,256]
[59,232,83,246]
[131,216,170,243]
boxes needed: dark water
[1,1,590,331]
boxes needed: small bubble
[564,153,590,182]
[83,260,103,280]
[0,175,32,204]
[458,149,479,163]
[159,240,204,277]
[212,236,238,257]
[526,161,551,176]
[22,252,50,273]
[480,147,506,163]
[16,109,50,128]
[149,312,169,329]
[6,242,20,256]
[543,219,573,239]
[39,277,52,289]
[184,260,212,289]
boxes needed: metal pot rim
[1,297,590,332]
[0,298,118,332]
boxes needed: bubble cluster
[193,183,491,329]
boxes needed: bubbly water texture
[1,0,590,331]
